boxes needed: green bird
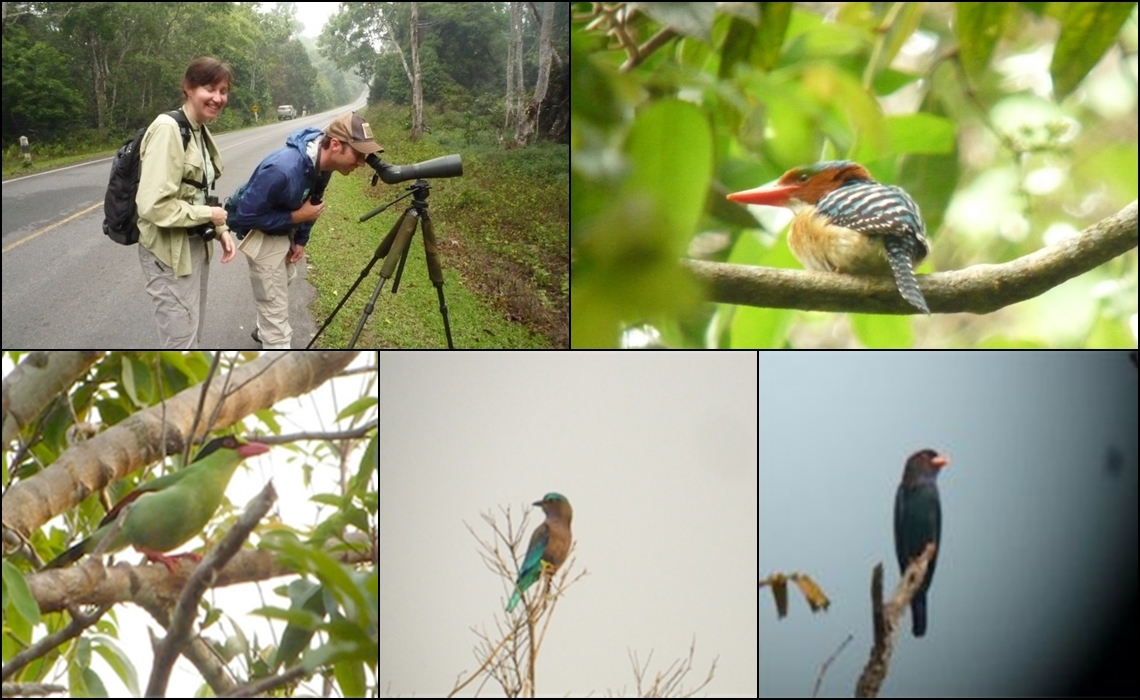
[44,435,270,570]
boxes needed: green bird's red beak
[237,441,271,458]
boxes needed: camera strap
[309,143,331,204]
[178,119,215,195]
[197,127,215,194]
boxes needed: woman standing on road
[136,56,236,348]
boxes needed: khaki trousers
[139,236,208,348]
[239,229,296,349]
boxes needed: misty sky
[380,353,758,697]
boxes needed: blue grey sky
[760,351,1138,697]
[380,353,758,697]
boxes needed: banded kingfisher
[727,161,932,314]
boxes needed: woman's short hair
[182,57,233,96]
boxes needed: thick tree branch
[686,200,1137,315]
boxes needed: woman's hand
[209,206,228,227]
[218,230,236,263]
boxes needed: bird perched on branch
[893,449,950,637]
[727,160,933,314]
[44,435,270,571]
[506,493,573,612]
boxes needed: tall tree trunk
[90,41,108,132]
[410,2,424,139]
[517,2,554,146]
[503,1,525,148]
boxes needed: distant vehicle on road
[277,105,297,120]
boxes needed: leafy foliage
[572,3,1138,348]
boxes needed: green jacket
[136,108,227,277]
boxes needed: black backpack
[102,110,197,245]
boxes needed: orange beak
[726,183,799,207]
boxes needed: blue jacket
[231,127,324,247]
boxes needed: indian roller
[506,493,573,613]
[893,449,949,637]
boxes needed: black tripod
[307,179,454,349]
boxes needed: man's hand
[292,200,325,224]
[288,243,305,264]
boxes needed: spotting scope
[365,154,463,184]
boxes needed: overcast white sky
[379,353,759,697]
[279,1,340,39]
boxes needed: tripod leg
[307,210,410,348]
[349,258,393,349]
[390,213,417,294]
[378,212,419,281]
[347,210,420,348]
[377,214,402,257]
[419,213,454,349]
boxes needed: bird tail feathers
[911,595,927,637]
[884,235,930,314]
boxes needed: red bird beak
[931,454,950,469]
[237,441,271,458]
[726,183,799,207]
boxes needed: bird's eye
[797,172,810,182]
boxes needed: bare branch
[628,637,717,698]
[813,634,853,698]
[687,200,1137,315]
[855,543,937,698]
[452,506,585,698]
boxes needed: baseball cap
[325,112,384,155]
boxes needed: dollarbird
[44,435,270,570]
[506,493,573,613]
[893,449,949,637]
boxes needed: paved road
[1,99,364,349]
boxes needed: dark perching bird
[893,449,950,637]
[506,493,573,613]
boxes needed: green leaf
[572,99,710,346]
[956,3,1015,79]
[1050,3,1137,99]
[335,397,377,423]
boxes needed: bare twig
[813,635,854,698]
[452,506,585,698]
[628,637,717,698]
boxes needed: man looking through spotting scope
[227,112,383,349]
